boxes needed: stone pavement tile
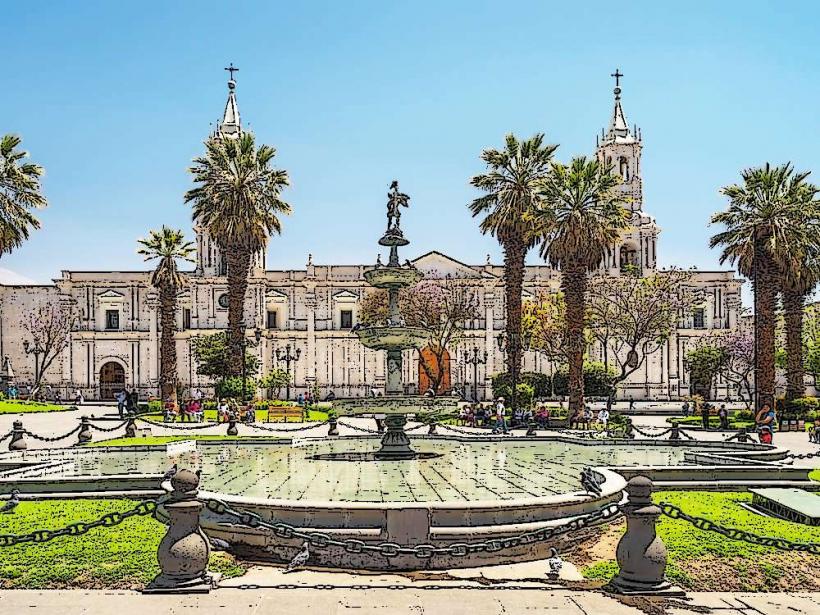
[733,593,820,615]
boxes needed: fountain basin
[355,326,429,351]
[364,267,423,289]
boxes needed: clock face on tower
[217,293,229,309]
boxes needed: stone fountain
[333,181,459,459]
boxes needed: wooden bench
[266,406,304,423]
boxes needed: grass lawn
[665,415,755,430]
[579,490,820,591]
[0,400,73,414]
[86,435,286,447]
[0,499,245,589]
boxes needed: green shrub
[782,396,819,420]
[491,372,551,398]
[553,362,616,398]
[734,409,754,421]
[215,377,257,399]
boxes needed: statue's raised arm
[386,180,410,233]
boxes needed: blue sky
[2,1,819,294]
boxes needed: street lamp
[22,340,45,394]
[463,346,488,402]
[276,344,302,401]
[239,326,263,403]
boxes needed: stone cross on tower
[611,68,623,88]
[224,63,239,81]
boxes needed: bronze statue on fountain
[332,181,460,460]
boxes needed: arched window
[619,156,630,180]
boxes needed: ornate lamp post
[276,344,302,401]
[22,340,45,393]
[463,346,488,402]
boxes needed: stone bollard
[427,421,438,435]
[526,421,537,436]
[77,416,93,445]
[668,422,680,441]
[125,412,137,438]
[9,420,27,451]
[226,418,238,436]
[144,469,213,594]
[327,416,339,436]
[607,476,682,596]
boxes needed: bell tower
[194,65,266,277]
[596,70,658,275]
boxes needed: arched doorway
[418,347,451,395]
[99,361,125,400]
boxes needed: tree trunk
[782,286,805,400]
[754,246,778,409]
[159,284,178,403]
[226,247,252,376]
[562,264,587,415]
[502,235,526,409]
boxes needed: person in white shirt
[597,408,610,429]
[494,397,508,434]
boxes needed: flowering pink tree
[689,330,754,408]
[21,304,76,392]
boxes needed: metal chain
[89,420,129,433]
[780,449,820,461]
[677,428,696,440]
[403,423,428,433]
[246,420,329,433]
[0,499,158,548]
[632,426,672,438]
[660,502,820,554]
[204,498,621,558]
[23,425,82,442]
[337,420,382,435]
[438,423,495,436]
[135,417,222,431]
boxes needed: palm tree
[780,183,820,400]
[710,163,818,408]
[0,134,47,256]
[138,227,196,402]
[185,132,290,375]
[469,134,558,407]
[534,157,629,414]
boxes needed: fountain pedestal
[375,414,415,460]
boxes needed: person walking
[700,402,711,430]
[493,397,508,434]
[115,389,127,418]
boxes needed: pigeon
[285,541,310,572]
[0,489,20,514]
[209,537,231,552]
[547,548,563,579]
[162,463,178,481]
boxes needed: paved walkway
[2,586,820,614]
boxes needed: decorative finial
[611,68,623,99]
[307,253,313,266]
[225,63,239,89]
[486,254,491,265]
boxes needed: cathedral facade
[0,77,743,401]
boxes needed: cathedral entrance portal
[99,361,125,400]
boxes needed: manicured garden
[579,490,820,591]
[666,414,755,430]
[0,498,245,589]
[0,400,73,414]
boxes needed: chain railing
[779,449,820,462]
[336,419,382,435]
[632,426,672,438]
[23,425,82,442]
[660,502,820,554]
[88,420,129,433]
[245,420,329,433]
[204,498,621,558]
[135,416,222,431]
[0,499,159,548]
[438,423,497,436]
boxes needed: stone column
[147,293,159,387]
[305,290,317,388]
[483,289,495,401]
